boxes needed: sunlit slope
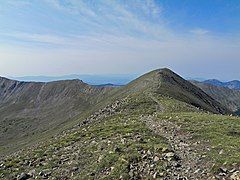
[1,90,239,179]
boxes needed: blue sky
[0,0,240,80]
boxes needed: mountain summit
[120,68,229,114]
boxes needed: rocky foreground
[0,93,240,179]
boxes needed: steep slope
[192,80,240,112]
[0,77,114,155]
[114,68,230,114]
[204,79,240,90]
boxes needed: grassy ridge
[1,92,239,179]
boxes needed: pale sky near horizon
[0,0,240,80]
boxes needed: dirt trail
[142,115,215,179]
[141,94,214,179]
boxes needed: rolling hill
[0,68,239,179]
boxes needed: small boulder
[129,170,134,177]
[165,152,175,158]
[28,169,36,177]
[72,167,79,172]
[153,172,158,179]
[153,156,159,162]
[17,173,30,180]
[147,150,151,155]
[219,149,224,155]
[219,167,228,173]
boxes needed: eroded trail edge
[141,114,215,179]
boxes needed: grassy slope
[1,92,239,179]
[0,78,117,156]
[0,93,168,179]
[157,112,240,166]
[154,93,240,168]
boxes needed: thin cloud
[190,28,209,35]
[42,0,169,40]
[0,0,239,79]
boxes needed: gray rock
[219,167,228,173]
[229,168,236,173]
[153,172,158,178]
[165,152,175,158]
[129,170,134,177]
[230,171,240,180]
[39,171,44,176]
[72,166,79,171]
[28,169,36,177]
[153,156,159,162]
[17,173,30,180]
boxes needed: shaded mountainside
[1,69,239,179]
[192,80,240,113]
[117,68,230,114]
[203,79,240,90]
[0,77,114,155]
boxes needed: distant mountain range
[11,75,240,90]
[202,79,240,90]
[10,74,139,85]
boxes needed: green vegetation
[1,68,240,179]
[1,94,170,179]
[156,112,240,169]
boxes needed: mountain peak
[123,68,230,114]
[149,68,176,76]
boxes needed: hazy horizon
[3,71,239,84]
[1,0,240,80]
[2,68,240,82]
